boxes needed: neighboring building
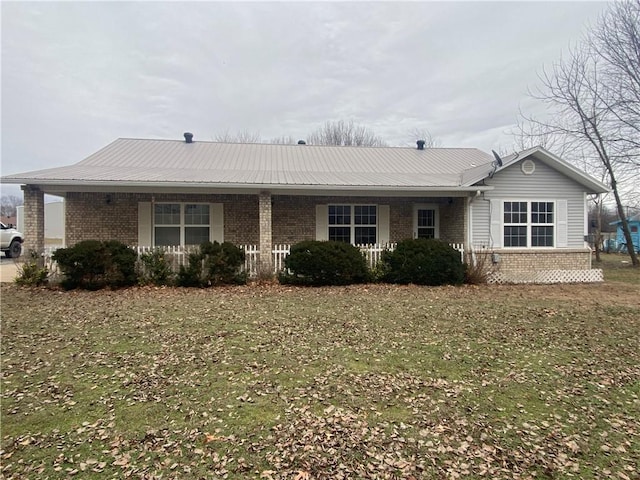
[0,134,609,283]
[610,214,640,253]
[0,216,17,227]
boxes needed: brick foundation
[470,248,599,283]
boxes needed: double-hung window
[414,205,439,239]
[503,201,554,247]
[328,205,377,244]
[154,203,211,247]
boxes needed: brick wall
[471,248,593,281]
[494,249,591,272]
[390,201,413,242]
[64,192,466,247]
[439,198,465,244]
[65,192,260,246]
[272,196,317,244]
[272,195,463,244]
[65,192,139,245]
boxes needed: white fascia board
[14,179,495,197]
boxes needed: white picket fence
[135,242,464,277]
[44,242,465,278]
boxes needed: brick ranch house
[1,134,609,283]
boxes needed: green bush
[138,249,175,286]
[52,240,138,290]
[177,248,206,288]
[176,241,247,287]
[380,238,465,286]
[279,240,370,286]
[15,250,49,287]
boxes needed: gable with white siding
[470,155,589,249]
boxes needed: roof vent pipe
[416,140,426,150]
[184,132,194,143]
[297,140,306,145]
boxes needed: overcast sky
[1,1,608,197]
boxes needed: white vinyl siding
[471,159,586,249]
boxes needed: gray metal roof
[1,138,494,190]
[0,138,608,194]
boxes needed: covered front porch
[21,186,478,275]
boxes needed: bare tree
[520,0,639,266]
[1,194,23,218]
[590,0,640,156]
[307,120,386,147]
[214,130,262,143]
[512,114,568,155]
[269,135,297,145]
[406,128,441,148]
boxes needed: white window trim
[413,204,440,239]
[153,202,213,247]
[502,199,556,249]
[328,204,378,244]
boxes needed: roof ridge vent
[184,132,194,143]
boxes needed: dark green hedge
[380,238,465,286]
[52,240,138,290]
[279,240,370,286]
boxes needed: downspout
[467,190,481,265]
[151,195,155,248]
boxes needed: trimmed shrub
[176,241,247,287]
[15,250,49,286]
[279,240,370,286]
[52,240,138,290]
[380,238,465,286]
[103,240,138,287]
[138,249,175,286]
[177,248,205,288]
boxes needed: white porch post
[258,191,273,275]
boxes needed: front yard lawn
[1,267,638,478]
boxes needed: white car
[1,222,23,258]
